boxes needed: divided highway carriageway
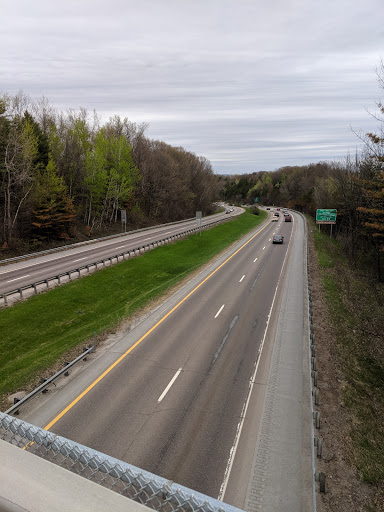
[17,211,315,512]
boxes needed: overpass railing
[0,412,244,512]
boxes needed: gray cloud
[1,0,383,172]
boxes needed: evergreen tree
[31,156,75,243]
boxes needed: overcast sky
[1,0,383,174]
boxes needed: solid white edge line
[7,274,30,283]
[253,257,258,262]
[218,223,293,502]
[215,304,225,318]
[157,368,183,402]
[73,257,87,262]
[239,275,245,283]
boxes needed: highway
[20,211,313,511]
[0,207,241,296]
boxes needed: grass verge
[0,209,267,402]
[311,219,384,485]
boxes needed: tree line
[0,93,218,251]
[219,65,384,281]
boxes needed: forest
[218,65,384,282]
[0,93,218,253]
[219,152,384,280]
[1,74,383,281]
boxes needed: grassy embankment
[0,209,267,402]
[312,219,384,485]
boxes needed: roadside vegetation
[0,93,218,255]
[311,217,384,489]
[0,209,266,405]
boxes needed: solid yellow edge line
[44,220,270,431]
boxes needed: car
[266,207,270,210]
[284,212,290,217]
[274,212,279,216]
[225,209,231,214]
[273,234,284,243]
[271,217,278,222]
[285,215,292,222]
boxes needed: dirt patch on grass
[307,226,383,511]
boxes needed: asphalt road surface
[0,207,241,296]
[21,211,313,511]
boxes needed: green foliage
[249,205,260,215]
[31,156,75,242]
[0,209,266,396]
[83,130,140,227]
[311,216,384,485]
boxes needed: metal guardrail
[0,217,231,306]
[5,345,94,416]
[0,217,197,266]
[0,412,244,512]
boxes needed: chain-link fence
[0,412,243,512]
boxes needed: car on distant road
[275,212,279,216]
[266,207,270,210]
[273,234,284,243]
[271,217,278,222]
[285,215,292,222]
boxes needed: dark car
[273,235,284,244]
[275,212,279,216]
[285,215,292,222]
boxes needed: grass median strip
[0,210,267,402]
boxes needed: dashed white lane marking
[239,275,245,283]
[218,225,292,501]
[73,257,87,262]
[269,238,271,241]
[254,257,258,262]
[215,304,225,318]
[158,368,183,402]
[262,246,266,250]
[115,245,127,249]
[7,275,30,283]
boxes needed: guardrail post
[18,288,23,299]
[313,410,321,429]
[57,275,61,284]
[45,279,49,288]
[33,283,37,294]
[314,437,323,458]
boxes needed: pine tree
[31,156,75,243]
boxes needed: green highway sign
[316,209,337,224]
